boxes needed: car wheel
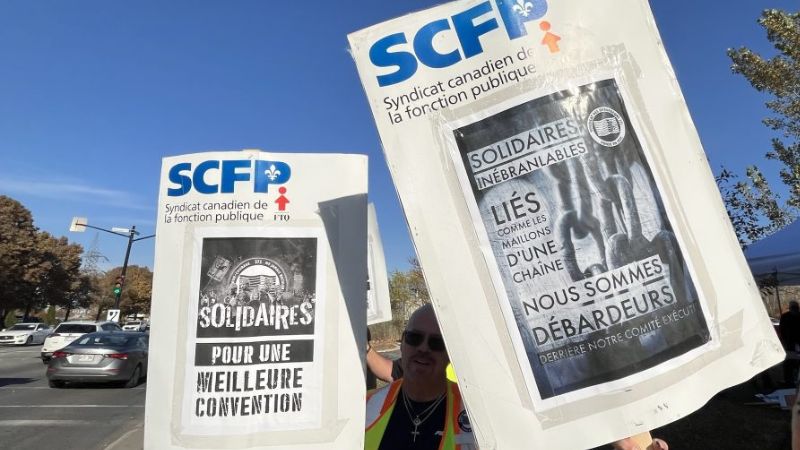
[48,380,65,388]
[25,336,32,345]
[124,365,141,389]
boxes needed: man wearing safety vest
[365,304,474,449]
[365,304,669,450]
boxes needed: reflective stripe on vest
[364,380,468,450]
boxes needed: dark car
[46,331,148,388]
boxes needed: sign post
[106,309,121,323]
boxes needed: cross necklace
[400,388,446,443]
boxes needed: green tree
[45,305,57,326]
[716,167,792,246]
[4,310,17,329]
[724,9,800,244]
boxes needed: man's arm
[366,345,395,383]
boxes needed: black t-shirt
[378,388,447,450]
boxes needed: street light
[70,217,155,311]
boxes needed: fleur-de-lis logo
[512,0,534,17]
[266,164,281,181]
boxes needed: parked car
[41,321,122,363]
[0,323,52,345]
[122,320,146,331]
[46,331,149,388]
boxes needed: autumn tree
[370,258,431,341]
[723,9,800,245]
[119,265,153,319]
[24,231,85,318]
[96,266,153,320]
[389,258,430,322]
[0,196,39,320]
[62,272,93,321]
[0,196,87,322]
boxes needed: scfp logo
[167,160,291,197]
[369,0,548,87]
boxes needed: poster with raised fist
[448,77,711,403]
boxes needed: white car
[0,323,52,345]
[41,321,122,363]
[122,320,146,331]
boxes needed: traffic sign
[107,309,121,323]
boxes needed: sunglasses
[402,330,446,352]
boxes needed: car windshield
[73,334,136,347]
[54,324,96,334]
[9,324,36,330]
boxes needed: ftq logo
[369,0,549,87]
[167,159,291,196]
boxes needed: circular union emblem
[457,410,472,432]
[229,258,287,302]
[587,106,626,147]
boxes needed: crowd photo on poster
[182,234,324,434]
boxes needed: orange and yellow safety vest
[365,379,475,450]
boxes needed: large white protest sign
[349,1,784,448]
[367,203,392,325]
[145,150,367,449]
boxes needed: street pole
[115,226,137,310]
[70,218,155,321]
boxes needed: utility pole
[115,226,139,309]
[70,218,155,320]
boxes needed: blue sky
[0,0,795,273]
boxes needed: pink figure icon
[275,187,290,211]
[540,21,561,53]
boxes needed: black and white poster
[449,78,712,403]
[181,227,325,435]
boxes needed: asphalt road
[0,344,145,450]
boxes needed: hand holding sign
[612,433,668,450]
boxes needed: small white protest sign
[145,150,367,449]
